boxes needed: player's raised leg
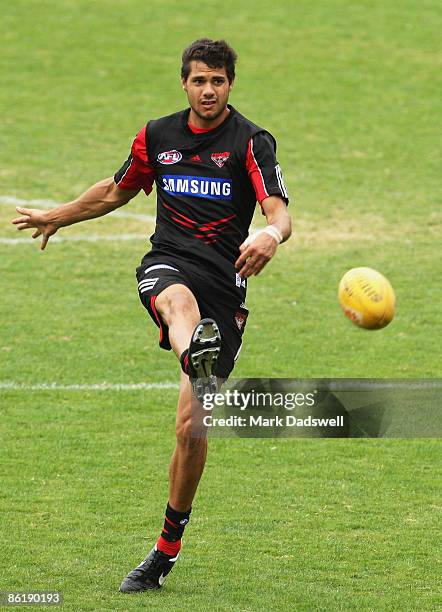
[155,283,201,358]
[155,284,221,402]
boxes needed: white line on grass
[2,380,437,393]
[1,234,148,245]
[0,195,156,222]
[0,196,60,208]
[0,381,179,391]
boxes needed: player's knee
[170,289,199,318]
[157,286,199,325]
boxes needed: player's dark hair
[181,39,237,83]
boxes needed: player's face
[182,61,233,128]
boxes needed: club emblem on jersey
[211,151,230,168]
[157,150,182,165]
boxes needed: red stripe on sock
[156,535,181,557]
[165,516,179,528]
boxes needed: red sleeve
[246,133,289,207]
[114,126,156,195]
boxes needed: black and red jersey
[114,105,289,268]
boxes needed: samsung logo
[161,175,232,201]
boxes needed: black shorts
[135,253,249,378]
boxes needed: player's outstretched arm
[11,177,139,250]
[235,195,292,278]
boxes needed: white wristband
[243,225,283,247]
[263,225,283,244]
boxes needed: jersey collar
[183,105,236,136]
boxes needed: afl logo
[157,150,182,165]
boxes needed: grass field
[1,0,441,610]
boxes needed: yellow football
[338,267,396,330]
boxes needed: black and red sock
[180,350,190,375]
[156,502,191,557]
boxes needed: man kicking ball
[12,38,291,592]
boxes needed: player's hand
[235,233,278,278]
[11,207,59,250]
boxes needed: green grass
[1,0,441,610]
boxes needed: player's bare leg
[156,282,221,404]
[155,284,201,359]
[168,372,208,511]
